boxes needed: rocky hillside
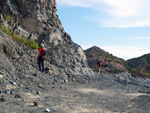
[84,46,127,74]
[127,53,150,78]
[0,0,93,84]
[85,46,150,78]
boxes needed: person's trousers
[38,56,44,72]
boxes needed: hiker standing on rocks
[96,60,103,74]
[37,44,46,72]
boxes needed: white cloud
[130,37,150,40]
[81,45,150,60]
[57,0,150,28]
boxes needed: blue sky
[56,0,150,60]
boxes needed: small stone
[19,84,23,87]
[13,82,17,86]
[0,97,6,102]
[146,91,150,94]
[10,90,14,95]
[45,67,50,73]
[6,84,16,90]
[36,91,41,95]
[45,108,51,112]
[54,78,59,82]
[49,70,52,74]
[0,14,4,22]
[139,90,142,93]
[0,75,3,79]
[72,78,76,82]
[0,90,2,94]
[38,84,43,88]
[64,79,68,83]
[33,73,37,77]
[6,90,14,95]
[5,90,10,95]
[98,100,101,103]
[15,94,21,98]
[34,102,38,106]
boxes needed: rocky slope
[127,53,150,78]
[0,0,93,84]
[84,46,127,74]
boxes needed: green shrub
[12,34,20,41]
[19,38,27,43]
[12,34,38,49]
[26,39,39,49]
[0,24,38,49]
[0,26,13,36]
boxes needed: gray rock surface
[0,0,93,84]
[0,29,93,93]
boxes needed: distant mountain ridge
[84,46,127,74]
[85,46,150,78]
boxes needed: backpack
[100,63,103,66]
[42,49,46,56]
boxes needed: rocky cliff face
[0,0,62,34]
[0,0,93,86]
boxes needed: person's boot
[42,69,44,73]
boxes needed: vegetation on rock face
[25,39,39,49]
[0,24,39,49]
[0,24,13,36]
[12,34,39,49]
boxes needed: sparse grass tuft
[12,34,21,41]
[0,25,13,36]
[0,24,39,49]
[12,35,39,49]
[26,39,39,49]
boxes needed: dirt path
[1,73,150,113]
[19,82,147,113]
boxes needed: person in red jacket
[37,44,46,72]
[96,60,103,74]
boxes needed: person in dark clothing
[37,44,46,72]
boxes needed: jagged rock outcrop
[0,0,62,35]
[0,0,93,89]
